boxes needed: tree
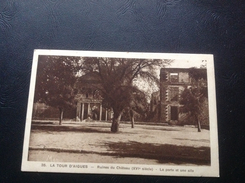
[80,57,171,132]
[34,56,81,125]
[119,88,148,128]
[129,89,148,128]
[179,68,208,132]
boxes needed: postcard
[22,50,219,177]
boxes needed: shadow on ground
[30,141,210,165]
[31,123,182,134]
[31,124,112,134]
[174,138,210,143]
[102,141,211,165]
[141,126,181,132]
[31,124,137,134]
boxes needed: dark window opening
[170,106,178,120]
[170,73,179,83]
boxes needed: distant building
[32,72,112,121]
[156,67,208,126]
[74,73,112,121]
[159,68,192,123]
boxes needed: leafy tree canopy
[34,55,81,124]
[179,67,208,132]
[79,57,172,132]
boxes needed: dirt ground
[28,120,210,165]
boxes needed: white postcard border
[21,49,219,177]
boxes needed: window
[170,73,179,83]
[179,72,189,83]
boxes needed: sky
[165,59,206,69]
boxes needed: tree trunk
[111,110,122,133]
[130,110,135,128]
[59,108,64,125]
[195,114,201,132]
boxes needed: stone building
[149,67,208,125]
[159,68,193,124]
[32,73,112,121]
[74,73,112,122]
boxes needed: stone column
[76,102,81,121]
[105,109,108,121]
[81,103,84,121]
[88,103,91,117]
[99,103,102,121]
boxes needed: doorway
[170,106,178,120]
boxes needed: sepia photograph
[22,50,219,177]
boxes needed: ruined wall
[159,68,191,123]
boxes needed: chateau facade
[158,68,193,123]
[74,73,112,122]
